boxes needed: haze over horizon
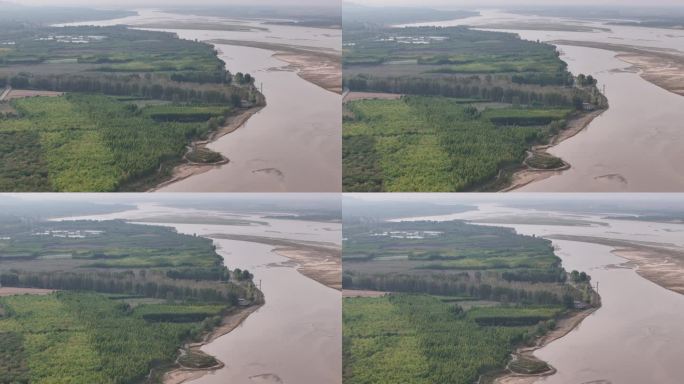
[3,0,338,8]
[347,0,684,7]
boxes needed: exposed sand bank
[550,40,684,97]
[502,109,606,192]
[548,235,684,295]
[207,39,341,94]
[148,106,263,192]
[208,233,341,290]
[162,304,262,384]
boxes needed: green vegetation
[0,292,230,384]
[343,294,562,384]
[342,210,598,383]
[342,24,606,192]
[343,96,573,191]
[0,25,263,191]
[0,212,262,383]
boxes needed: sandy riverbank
[207,39,341,94]
[494,307,598,384]
[550,40,684,97]
[148,106,263,192]
[501,109,606,192]
[548,234,684,295]
[162,304,262,384]
[208,233,341,290]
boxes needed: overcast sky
[350,0,684,6]
[4,0,338,7]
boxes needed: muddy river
[68,10,341,192]
[398,203,684,383]
[63,203,342,384]
[404,10,684,191]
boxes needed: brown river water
[404,11,684,191]
[61,204,342,384]
[66,10,341,192]
[398,203,684,384]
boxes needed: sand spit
[208,233,341,290]
[207,39,342,94]
[548,235,684,295]
[550,40,684,97]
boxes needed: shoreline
[501,109,606,192]
[493,307,599,384]
[207,39,342,94]
[549,40,684,97]
[547,234,684,296]
[147,106,264,192]
[208,233,342,290]
[162,304,263,384]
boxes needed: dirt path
[501,109,606,192]
[148,106,263,192]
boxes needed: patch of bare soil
[502,109,606,192]
[342,290,388,298]
[207,233,341,290]
[0,287,55,296]
[6,89,63,99]
[343,91,402,102]
[207,39,341,94]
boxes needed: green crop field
[343,294,561,384]
[0,292,230,384]
[343,96,573,191]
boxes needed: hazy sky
[351,0,684,7]
[4,0,338,7]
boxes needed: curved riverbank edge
[147,106,264,192]
[207,39,342,94]
[162,303,263,384]
[492,307,599,384]
[501,108,606,192]
[548,40,684,97]
[547,234,684,296]
[207,233,342,290]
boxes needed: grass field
[343,96,572,191]
[343,294,561,384]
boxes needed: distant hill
[342,1,478,27]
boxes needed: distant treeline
[0,74,261,106]
[344,75,597,108]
